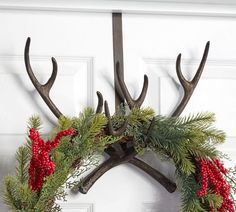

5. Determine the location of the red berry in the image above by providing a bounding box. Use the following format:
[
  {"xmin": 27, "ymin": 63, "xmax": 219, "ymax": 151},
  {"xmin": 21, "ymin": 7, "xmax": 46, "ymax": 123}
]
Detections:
[{"xmin": 28, "ymin": 128, "xmax": 74, "ymax": 192}]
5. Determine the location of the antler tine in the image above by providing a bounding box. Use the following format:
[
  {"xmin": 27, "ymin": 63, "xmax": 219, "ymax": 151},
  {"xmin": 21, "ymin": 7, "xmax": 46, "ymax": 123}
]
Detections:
[
  {"xmin": 116, "ymin": 62, "xmax": 148, "ymax": 109},
  {"xmin": 104, "ymin": 100, "xmax": 127, "ymax": 136},
  {"xmin": 192, "ymin": 41, "xmax": 210, "ymax": 84},
  {"xmin": 24, "ymin": 37, "xmax": 63, "ymax": 119},
  {"xmin": 96, "ymin": 91, "xmax": 103, "ymax": 113},
  {"xmin": 172, "ymin": 41, "xmax": 210, "ymax": 117}
]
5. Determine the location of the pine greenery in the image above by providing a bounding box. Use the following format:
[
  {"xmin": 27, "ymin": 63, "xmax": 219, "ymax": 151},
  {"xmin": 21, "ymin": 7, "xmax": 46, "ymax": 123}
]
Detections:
[
  {"xmin": 146, "ymin": 113, "xmax": 225, "ymax": 175},
  {"xmin": 3, "ymin": 108, "xmax": 120, "ymax": 211},
  {"xmin": 16, "ymin": 146, "xmax": 30, "ymax": 184},
  {"xmin": 3, "ymin": 107, "xmax": 234, "ymax": 212}
]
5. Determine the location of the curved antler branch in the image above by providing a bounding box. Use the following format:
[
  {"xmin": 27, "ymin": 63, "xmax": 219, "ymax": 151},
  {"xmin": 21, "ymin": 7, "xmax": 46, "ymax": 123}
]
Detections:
[
  {"xmin": 24, "ymin": 37, "xmax": 63, "ymax": 118},
  {"xmin": 172, "ymin": 41, "xmax": 210, "ymax": 117},
  {"xmin": 78, "ymin": 150, "xmax": 136, "ymax": 194},
  {"xmin": 78, "ymin": 149, "xmax": 176, "ymax": 194},
  {"xmin": 129, "ymin": 158, "xmax": 176, "ymax": 193},
  {"xmin": 104, "ymin": 100, "xmax": 127, "ymax": 136},
  {"xmin": 116, "ymin": 62, "xmax": 148, "ymax": 109}
]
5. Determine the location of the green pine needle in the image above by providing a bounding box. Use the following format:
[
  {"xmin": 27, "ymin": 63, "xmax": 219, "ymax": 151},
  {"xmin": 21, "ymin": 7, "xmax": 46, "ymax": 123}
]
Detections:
[
  {"xmin": 3, "ymin": 176, "xmax": 20, "ymax": 211},
  {"xmin": 27, "ymin": 115, "xmax": 42, "ymax": 130},
  {"xmin": 16, "ymin": 146, "xmax": 30, "ymax": 183}
]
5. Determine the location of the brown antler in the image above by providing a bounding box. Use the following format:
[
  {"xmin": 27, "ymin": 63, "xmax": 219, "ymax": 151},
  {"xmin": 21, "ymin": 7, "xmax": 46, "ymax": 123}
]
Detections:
[
  {"xmin": 116, "ymin": 62, "xmax": 148, "ymax": 109},
  {"xmin": 24, "ymin": 37, "xmax": 63, "ymax": 119},
  {"xmin": 79, "ymin": 147, "xmax": 176, "ymax": 194},
  {"xmin": 79, "ymin": 149, "xmax": 137, "ymax": 194},
  {"xmin": 79, "ymin": 43, "xmax": 209, "ymax": 194},
  {"xmin": 25, "ymin": 38, "xmax": 208, "ymax": 196},
  {"xmin": 96, "ymin": 91, "xmax": 104, "ymax": 114},
  {"xmin": 172, "ymin": 41, "xmax": 210, "ymax": 117},
  {"xmin": 79, "ymin": 116, "xmax": 176, "ymax": 194},
  {"xmin": 24, "ymin": 37, "xmax": 176, "ymax": 194},
  {"xmin": 79, "ymin": 124, "xmax": 177, "ymax": 194},
  {"xmin": 78, "ymin": 66, "xmax": 177, "ymax": 194},
  {"xmin": 25, "ymin": 38, "xmax": 105, "ymax": 118}
]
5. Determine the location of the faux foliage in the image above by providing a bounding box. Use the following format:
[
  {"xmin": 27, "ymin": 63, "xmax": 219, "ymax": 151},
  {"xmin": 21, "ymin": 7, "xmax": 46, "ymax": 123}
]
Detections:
[{"xmin": 2, "ymin": 107, "xmax": 236, "ymax": 211}]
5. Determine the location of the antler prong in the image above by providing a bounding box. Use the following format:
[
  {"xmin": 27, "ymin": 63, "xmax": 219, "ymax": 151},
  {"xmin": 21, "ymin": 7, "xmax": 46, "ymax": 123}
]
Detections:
[
  {"xmin": 172, "ymin": 41, "xmax": 210, "ymax": 117},
  {"xmin": 192, "ymin": 41, "xmax": 210, "ymax": 85},
  {"xmin": 96, "ymin": 91, "xmax": 103, "ymax": 114},
  {"xmin": 116, "ymin": 62, "xmax": 148, "ymax": 109},
  {"xmin": 24, "ymin": 37, "xmax": 63, "ymax": 118},
  {"xmin": 104, "ymin": 100, "xmax": 127, "ymax": 136},
  {"xmin": 78, "ymin": 149, "xmax": 176, "ymax": 194},
  {"xmin": 176, "ymin": 54, "xmax": 189, "ymax": 87},
  {"xmin": 44, "ymin": 57, "xmax": 57, "ymax": 90}
]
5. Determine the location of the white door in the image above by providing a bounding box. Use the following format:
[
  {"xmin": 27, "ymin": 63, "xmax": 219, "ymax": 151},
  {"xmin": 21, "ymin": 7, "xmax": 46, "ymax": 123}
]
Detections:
[
  {"xmin": 122, "ymin": 12, "xmax": 236, "ymax": 211},
  {"xmin": 0, "ymin": 2, "xmax": 235, "ymax": 212}
]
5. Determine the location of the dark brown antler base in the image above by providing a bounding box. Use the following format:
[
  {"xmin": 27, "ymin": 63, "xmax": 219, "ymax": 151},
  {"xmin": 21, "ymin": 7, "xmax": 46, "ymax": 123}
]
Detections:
[
  {"xmin": 78, "ymin": 150, "xmax": 176, "ymax": 194},
  {"xmin": 78, "ymin": 114, "xmax": 176, "ymax": 194},
  {"xmin": 79, "ymin": 150, "xmax": 136, "ymax": 194}
]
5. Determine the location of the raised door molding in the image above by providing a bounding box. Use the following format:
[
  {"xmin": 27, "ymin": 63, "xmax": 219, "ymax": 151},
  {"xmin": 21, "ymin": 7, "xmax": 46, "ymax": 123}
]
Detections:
[
  {"xmin": 0, "ymin": 0, "xmax": 236, "ymax": 17},
  {"xmin": 59, "ymin": 203, "xmax": 93, "ymax": 212}
]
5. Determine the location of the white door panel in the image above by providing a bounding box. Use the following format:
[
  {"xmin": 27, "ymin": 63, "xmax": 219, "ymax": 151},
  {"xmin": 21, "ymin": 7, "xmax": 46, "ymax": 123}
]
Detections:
[{"xmin": 122, "ymin": 13, "xmax": 236, "ymax": 211}]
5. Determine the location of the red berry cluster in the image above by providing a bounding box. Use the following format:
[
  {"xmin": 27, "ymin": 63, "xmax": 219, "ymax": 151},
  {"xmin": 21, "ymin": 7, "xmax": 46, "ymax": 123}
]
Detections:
[
  {"xmin": 196, "ymin": 159, "xmax": 234, "ymax": 212},
  {"xmin": 28, "ymin": 128, "xmax": 74, "ymax": 192}
]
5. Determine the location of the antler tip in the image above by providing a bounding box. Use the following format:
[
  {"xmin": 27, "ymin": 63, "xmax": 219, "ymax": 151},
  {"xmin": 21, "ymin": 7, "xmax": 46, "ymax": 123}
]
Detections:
[
  {"xmin": 26, "ymin": 37, "xmax": 31, "ymax": 45},
  {"xmin": 25, "ymin": 37, "xmax": 31, "ymax": 53},
  {"xmin": 104, "ymin": 100, "xmax": 108, "ymax": 106},
  {"xmin": 205, "ymin": 41, "xmax": 210, "ymax": 50},
  {"xmin": 50, "ymin": 57, "xmax": 58, "ymax": 76},
  {"xmin": 95, "ymin": 91, "xmax": 103, "ymax": 114},
  {"xmin": 177, "ymin": 53, "xmax": 182, "ymax": 60},
  {"xmin": 104, "ymin": 100, "xmax": 110, "ymax": 119},
  {"xmin": 144, "ymin": 74, "xmax": 148, "ymax": 82},
  {"xmin": 176, "ymin": 54, "xmax": 182, "ymax": 68},
  {"xmin": 104, "ymin": 100, "xmax": 110, "ymax": 115},
  {"xmin": 51, "ymin": 57, "xmax": 57, "ymax": 63}
]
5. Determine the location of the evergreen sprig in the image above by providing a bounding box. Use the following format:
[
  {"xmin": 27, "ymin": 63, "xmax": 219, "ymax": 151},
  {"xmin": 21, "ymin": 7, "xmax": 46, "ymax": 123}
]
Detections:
[
  {"xmin": 27, "ymin": 115, "xmax": 41, "ymax": 130},
  {"xmin": 3, "ymin": 176, "xmax": 20, "ymax": 211},
  {"xmin": 16, "ymin": 146, "xmax": 30, "ymax": 184},
  {"xmin": 146, "ymin": 113, "xmax": 225, "ymax": 175}
]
